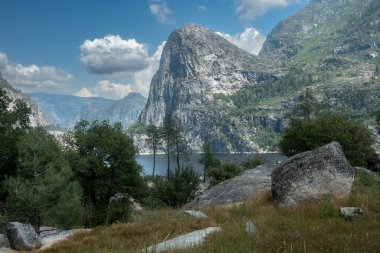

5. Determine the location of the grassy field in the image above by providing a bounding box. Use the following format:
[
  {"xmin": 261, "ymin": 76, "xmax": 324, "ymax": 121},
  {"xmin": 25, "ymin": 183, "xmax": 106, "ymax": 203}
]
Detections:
[{"xmin": 37, "ymin": 170, "xmax": 380, "ymax": 253}]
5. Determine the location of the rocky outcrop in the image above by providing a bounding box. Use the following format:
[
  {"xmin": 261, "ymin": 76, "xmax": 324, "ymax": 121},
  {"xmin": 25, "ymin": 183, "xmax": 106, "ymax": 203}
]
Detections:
[
  {"xmin": 271, "ymin": 142, "xmax": 355, "ymax": 207},
  {"xmin": 0, "ymin": 75, "xmax": 47, "ymax": 127},
  {"xmin": 6, "ymin": 222, "xmax": 41, "ymax": 251},
  {"xmin": 0, "ymin": 234, "xmax": 10, "ymax": 248},
  {"xmin": 146, "ymin": 227, "xmax": 222, "ymax": 253},
  {"xmin": 138, "ymin": 24, "xmax": 282, "ymax": 152},
  {"xmin": 186, "ymin": 164, "xmax": 276, "ymax": 208}
]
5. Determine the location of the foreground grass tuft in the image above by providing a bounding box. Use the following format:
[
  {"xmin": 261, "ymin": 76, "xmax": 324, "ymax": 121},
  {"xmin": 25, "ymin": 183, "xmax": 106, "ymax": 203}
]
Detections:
[{"xmin": 37, "ymin": 171, "xmax": 380, "ymax": 253}]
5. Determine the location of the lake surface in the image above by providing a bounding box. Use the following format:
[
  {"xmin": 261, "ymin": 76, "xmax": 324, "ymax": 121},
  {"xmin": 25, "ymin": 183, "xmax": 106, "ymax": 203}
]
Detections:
[{"xmin": 136, "ymin": 153, "xmax": 287, "ymax": 176}]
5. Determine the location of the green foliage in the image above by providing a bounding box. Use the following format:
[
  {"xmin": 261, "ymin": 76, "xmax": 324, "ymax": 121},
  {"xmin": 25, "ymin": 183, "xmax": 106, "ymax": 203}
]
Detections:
[
  {"xmin": 162, "ymin": 114, "xmax": 189, "ymax": 178},
  {"xmin": 279, "ymin": 112, "xmax": 375, "ymax": 166},
  {"xmin": 288, "ymin": 88, "xmax": 321, "ymax": 121},
  {"xmin": 375, "ymin": 107, "xmax": 380, "ymax": 134},
  {"xmin": 208, "ymin": 163, "xmax": 242, "ymax": 186},
  {"xmin": 106, "ymin": 194, "xmax": 131, "ymax": 224},
  {"xmin": 0, "ymin": 87, "xmax": 31, "ymax": 201},
  {"xmin": 199, "ymin": 140, "xmax": 221, "ymax": 182},
  {"xmin": 231, "ymin": 68, "xmax": 314, "ymax": 111},
  {"xmin": 150, "ymin": 166, "xmax": 200, "ymax": 208},
  {"xmin": 5, "ymin": 127, "xmax": 82, "ymax": 233},
  {"xmin": 213, "ymin": 93, "xmax": 230, "ymax": 103},
  {"xmin": 68, "ymin": 120, "xmax": 143, "ymax": 227},
  {"xmin": 146, "ymin": 124, "xmax": 161, "ymax": 176},
  {"xmin": 241, "ymin": 157, "xmax": 262, "ymax": 170}
]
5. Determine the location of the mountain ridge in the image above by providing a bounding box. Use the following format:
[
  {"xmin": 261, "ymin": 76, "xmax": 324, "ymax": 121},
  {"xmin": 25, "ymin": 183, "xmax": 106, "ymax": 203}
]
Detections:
[
  {"xmin": 29, "ymin": 92, "xmax": 147, "ymax": 130},
  {"xmin": 138, "ymin": 1, "xmax": 380, "ymax": 152}
]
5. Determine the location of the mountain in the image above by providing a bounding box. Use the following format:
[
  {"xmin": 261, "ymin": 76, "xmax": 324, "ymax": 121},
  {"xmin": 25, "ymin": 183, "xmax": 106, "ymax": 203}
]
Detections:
[
  {"xmin": 138, "ymin": 0, "xmax": 380, "ymax": 152},
  {"xmin": 0, "ymin": 73, "xmax": 47, "ymax": 126},
  {"xmin": 139, "ymin": 24, "xmax": 283, "ymax": 152},
  {"xmin": 29, "ymin": 92, "xmax": 147, "ymax": 130}
]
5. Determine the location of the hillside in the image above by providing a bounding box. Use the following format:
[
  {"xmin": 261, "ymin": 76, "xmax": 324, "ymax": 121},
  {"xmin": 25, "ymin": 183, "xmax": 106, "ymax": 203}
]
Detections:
[
  {"xmin": 138, "ymin": 24, "xmax": 283, "ymax": 152},
  {"xmin": 0, "ymin": 73, "xmax": 47, "ymax": 126},
  {"xmin": 138, "ymin": 0, "xmax": 380, "ymax": 152}
]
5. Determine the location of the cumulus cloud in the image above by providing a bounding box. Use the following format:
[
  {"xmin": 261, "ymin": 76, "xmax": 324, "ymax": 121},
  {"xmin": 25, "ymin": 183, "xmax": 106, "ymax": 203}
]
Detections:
[
  {"xmin": 0, "ymin": 52, "xmax": 8, "ymax": 69},
  {"xmin": 131, "ymin": 41, "xmax": 165, "ymax": 95},
  {"xmin": 80, "ymin": 35, "xmax": 150, "ymax": 74},
  {"xmin": 76, "ymin": 41, "xmax": 166, "ymax": 99},
  {"xmin": 0, "ymin": 54, "xmax": 73, "ymax": 93},
  {"xmin": 149, "ymin": 0, "xmax": 174, "ymax": 24},
  {"xmin": 235, "ymin": 0, "xmax": 301, "ymax": 21},
  {"xmin": 216, "ymin": 28, "xmax": 266, "ymax": 55},
  {"xmin": 75, "ymin": 80, "xmax": 133, "ymax": 99},
  {"xmin": 198, "ymin": 5, "xmax": 208, "ymax": 12}
]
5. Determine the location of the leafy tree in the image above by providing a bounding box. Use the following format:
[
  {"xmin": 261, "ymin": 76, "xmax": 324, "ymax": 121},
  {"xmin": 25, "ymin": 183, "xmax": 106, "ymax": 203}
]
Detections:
[
  {"xmin": 68, "ymin": 120, "xmax": 143, "ymax": 227},
  {"xmin": 5, "ymin": 127, "xmax": 82, "ymax": 233},
  {"xmin": 146, "ymin": 124, "xmax": 161, "ymax": 176},
  {"xmin": 279, "ymin": 112, "xmax": 375, "ymax": 166},
  {"xmin": 199, "ymin": 140, "xmax": 220, "ymax": 182},
  {"xmin": 162, "ymin": 115, "xmax": 175, "ymax": 179},
  {"xmin": 0, "ymin": 87, "xmax": 31, "ymax": 202},
  {"xmin": 162, "ymin": 114, "xmax": 189, "ymax": 178},
  {"xmin": 288, "ymin": 88, "xmax": 320, "ymax": 121}
]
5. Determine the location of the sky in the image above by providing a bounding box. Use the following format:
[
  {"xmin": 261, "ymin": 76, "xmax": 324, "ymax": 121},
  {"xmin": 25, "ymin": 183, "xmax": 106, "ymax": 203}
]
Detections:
[{"xmin": 0, "ymin": 0, "xmax": 309, "ymax": 99}]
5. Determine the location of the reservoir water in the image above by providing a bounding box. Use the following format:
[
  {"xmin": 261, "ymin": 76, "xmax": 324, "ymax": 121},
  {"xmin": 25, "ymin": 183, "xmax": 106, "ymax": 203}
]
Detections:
[{"xmin": 136, "ymin": 153, "xmax": 287, "ymax": 176}]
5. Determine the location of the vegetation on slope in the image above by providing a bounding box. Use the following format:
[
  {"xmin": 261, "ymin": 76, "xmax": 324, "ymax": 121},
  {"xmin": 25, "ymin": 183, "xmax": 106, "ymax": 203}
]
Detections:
[{"xmin": 37, "ymin": 170, "xmax": 380, "ymax": 253}]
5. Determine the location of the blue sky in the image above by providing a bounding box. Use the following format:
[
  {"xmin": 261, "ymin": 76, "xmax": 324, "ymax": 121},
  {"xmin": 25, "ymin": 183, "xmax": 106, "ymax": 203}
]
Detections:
[{"xmin": 0, "ymin": 0, "xmax": 309, "ymax": 99}]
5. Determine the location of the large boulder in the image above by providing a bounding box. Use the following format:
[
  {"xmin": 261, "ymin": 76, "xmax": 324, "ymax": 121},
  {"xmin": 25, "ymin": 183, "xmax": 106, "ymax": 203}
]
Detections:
[
  {"xmin": 271, "ymin": 142, "xmax": 355, "ymax": 207},
  {"xmin": 7, "ymin": 222, "xmax": 41, "ymax": 251},
  {"xmin": 186, "ymin": 164, "xmax": 276, "ymax": 208}
]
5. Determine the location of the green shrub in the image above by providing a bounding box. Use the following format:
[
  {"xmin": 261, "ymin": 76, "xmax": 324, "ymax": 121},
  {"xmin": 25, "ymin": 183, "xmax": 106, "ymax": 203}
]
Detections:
[
  {"xmin": 208, "ymin": 163, "xmax": 242, "ymax": 186},
  {"xmin": 148, "ymin": 166, "xmax": 200, "ymax": 208},
  {"xmin": 278, "ymin": 112, "xmax": 375, "ymax": 166},
  {"xmin": 241, "ymin": 157, "xmax": 262, "ymax": 170}
]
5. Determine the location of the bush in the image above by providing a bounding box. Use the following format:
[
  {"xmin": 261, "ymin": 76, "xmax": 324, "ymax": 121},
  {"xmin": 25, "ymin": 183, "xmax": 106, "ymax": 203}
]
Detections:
[
  {"xmin": 208, "ymin": 163, "xmax": 242, "ymax": 186},
  {"xmin": 278, "ymin": 112, "xmax": 375, "ymax": 166},
  {"xmin": 241, "ymin": 157, "xmax": 262, "ymax": 170},
  {"xmin": 148, "ymin": 166, "xmax": 200, "ymax": 208}
]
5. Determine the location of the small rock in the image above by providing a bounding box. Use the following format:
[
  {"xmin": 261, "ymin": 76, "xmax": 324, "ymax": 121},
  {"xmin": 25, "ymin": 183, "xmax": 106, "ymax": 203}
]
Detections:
[
  {"xmin": 245, "ymin": 221, "xmax": 257, "ymax": 235},
  {"xmin": 340, "ymin": 207, "xmax": 363, "ymax": 218},
  {"xmin": 183, "ymin": 210, "xmax": 208, "ymax": 218},
  {"xmin": 7, "ymin": 222, "xmax": 41, "ymax": 251},
  {"xmin": 146, "ymin": 227, "xmax": 222, "ymax": 253},
  {"xmin": 0, "ymin": 234, "xmax": 10, "ymax": 247}
]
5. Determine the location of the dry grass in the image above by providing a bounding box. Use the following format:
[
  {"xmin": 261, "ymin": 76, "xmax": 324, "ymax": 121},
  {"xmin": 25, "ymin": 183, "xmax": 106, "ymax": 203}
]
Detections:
[
  {"xmin": 36, "ymin": 209, "xmax": 216, "ymax": 253},
  {"xmin": 37, "ymin": 171, "xmax": 380, "ymax": 253}
]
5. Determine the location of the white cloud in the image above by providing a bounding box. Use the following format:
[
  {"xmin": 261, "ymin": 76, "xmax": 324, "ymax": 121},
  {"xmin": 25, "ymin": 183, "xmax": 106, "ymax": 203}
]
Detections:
[
  {"xmin": 0, "ymin": 52, "xmax": 8, "ymax": 69},
  {"xmin": 216, "ymin": 28, "xmax": 266, "ymax": 55},
  {"xmin": 76, "ymin": 41, "xmax": 166, "ymax": 99},
  {"xmin": 198, "ymin": 5, "xmax": 208, "ymax": 12},
  {"xmin": 75, "ymin": 80, "xmax": 133, "ymax": 100},
  {"xmin": 74, "ymin": 87, "xmax": 96, "ymax": 98},
  {"xmin": 1, "ymin": 61, "xmax": 73, "ymax": 92},
  {"xmin": 131, "ymin": 41, "xmax": 165, "ymax": 95},
  {"xmin": 80, "ymin": 35, "xmax": 150, "ymax": 74},
  {"xmin": 149, "ymin": 0, "xmax": 174, "ymax": 24},
  {"xmin": 235, "ymin": 0, "xmax": 301, "ymax": 21}
]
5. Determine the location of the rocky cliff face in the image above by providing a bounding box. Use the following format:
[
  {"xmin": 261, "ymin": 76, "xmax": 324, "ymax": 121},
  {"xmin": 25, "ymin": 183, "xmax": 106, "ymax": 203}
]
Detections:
[
  {"xmin": 139, "ymin": 0, "xmax": 380, "ymax": 153},
  {"xmin": 139, "ymin": 24, "xmax": 282, "ymax": 152},
  {"xmin": 0, "ymin": 74, "xmax": 47, "ymax": 127}
]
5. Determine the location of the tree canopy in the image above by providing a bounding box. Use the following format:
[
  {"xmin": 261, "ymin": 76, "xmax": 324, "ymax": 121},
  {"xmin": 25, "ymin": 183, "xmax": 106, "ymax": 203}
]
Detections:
[
  {"xmin": 68, "ymin": 120, "xmax": 143, "ymax": 226},
  {"xmin": 279, "ymin": 112, "xmax": 375, "ymax": 166}
]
